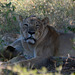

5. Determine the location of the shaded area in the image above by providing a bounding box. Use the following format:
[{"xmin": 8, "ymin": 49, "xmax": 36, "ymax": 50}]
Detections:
[{"xmin": 0, "ymin": 56, "xmax": 75, "ymax": 75}]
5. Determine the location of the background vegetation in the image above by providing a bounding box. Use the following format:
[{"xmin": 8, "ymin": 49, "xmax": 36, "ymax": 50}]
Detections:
[
  {"xmin": 0, "ymin": 0, "xmax": 75, "ymax": 34},
  {"xmin": 0, "ymin": 0, "xmax": 75, "ymax": 75}
]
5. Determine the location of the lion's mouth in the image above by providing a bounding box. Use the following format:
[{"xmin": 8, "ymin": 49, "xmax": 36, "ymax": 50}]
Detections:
[{"xmin": 24, "ymin": 37, "xmax": 36, "ymax": 44}]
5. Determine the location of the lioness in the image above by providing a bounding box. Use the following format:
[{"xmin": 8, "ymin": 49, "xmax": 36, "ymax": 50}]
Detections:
[{"xmin": 1, "ymin": 15, "xmax": 75, "ymax": 69}]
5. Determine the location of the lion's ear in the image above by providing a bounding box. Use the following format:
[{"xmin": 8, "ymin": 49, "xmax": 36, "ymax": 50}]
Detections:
[
  {"xmin": 19, "ymin": 15, "xmax": 23, "ymax": 22},
  {"xmin": 42, "ymin": 17, "xmax": 49, "ymax": 26}
]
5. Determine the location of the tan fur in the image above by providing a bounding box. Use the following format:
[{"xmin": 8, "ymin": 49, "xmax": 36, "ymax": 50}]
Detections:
[{"xmin": 1, "ymin": 16, "xmax": 75, "ymax": 69}]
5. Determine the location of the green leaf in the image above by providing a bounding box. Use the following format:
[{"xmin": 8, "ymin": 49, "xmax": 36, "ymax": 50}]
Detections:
[
  {"xmin": 12, "ymin": 5, "xmax": 16, "ymax": 11},
  {"xmin": 6, "ymin": 2, "xmax": 11, "ymax": 7},
  {"xmin": 72, "ymin": 47, "xmax": 75, "ymax": 50},
  {"xmin": 13, "ymin": 16, "xmax": 16, "ymax": 21}
]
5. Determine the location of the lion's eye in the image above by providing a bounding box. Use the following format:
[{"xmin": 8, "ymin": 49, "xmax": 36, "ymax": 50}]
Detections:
[
  {"xmin": 24, "ymin": 24, "xmax": 28, "ymax": 27},
  {"xmin": 36, "ymin": 25, "xmax": 39, "ymax": 28}
]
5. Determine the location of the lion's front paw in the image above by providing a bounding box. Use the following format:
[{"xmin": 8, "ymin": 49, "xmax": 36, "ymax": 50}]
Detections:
[{"xmin": 3, "ymin": 46, "xmax": 21, "ymax": 60}]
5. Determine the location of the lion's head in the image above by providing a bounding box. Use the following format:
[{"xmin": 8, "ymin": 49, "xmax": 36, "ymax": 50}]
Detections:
[{"xmin": 19, "ymin": 15, "xmax": 49, "ymax": 44}]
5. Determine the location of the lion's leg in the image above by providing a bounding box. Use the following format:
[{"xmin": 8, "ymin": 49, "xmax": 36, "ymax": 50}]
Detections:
[
  {"xmin": 1, "ymin": 56, "xmax": 55, "ymax": 70},
  {"xmin": 9, "ymin": 36, "xmax": 24, "ymax": 53},
  {"xmin": 1, "ymin": 37, "xmax": 24, "ymax": 60},
  {"xmin": 15, "ymin": 56, "xmax": 55, "ymax": 70}
]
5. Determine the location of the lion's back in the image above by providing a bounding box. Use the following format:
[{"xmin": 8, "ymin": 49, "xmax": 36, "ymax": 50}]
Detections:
[{"xmin": 56, "ymin": 32, "xmax": 75, "ymax": 56}]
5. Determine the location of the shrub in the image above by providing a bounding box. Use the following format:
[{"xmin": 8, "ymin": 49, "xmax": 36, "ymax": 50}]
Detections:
[{"xmin": 0, "ymin": 0, "xmax": 75, "ymax": 34}]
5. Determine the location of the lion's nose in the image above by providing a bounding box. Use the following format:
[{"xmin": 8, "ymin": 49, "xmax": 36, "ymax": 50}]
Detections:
[{"xmin": 28, "ymin": 31, "xmax": 35, "ymax": 35}]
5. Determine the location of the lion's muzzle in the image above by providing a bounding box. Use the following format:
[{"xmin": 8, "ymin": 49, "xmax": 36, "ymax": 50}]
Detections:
[{"xmin": 24, "ymin": 35, "xmax": 36, "ymax": 44}]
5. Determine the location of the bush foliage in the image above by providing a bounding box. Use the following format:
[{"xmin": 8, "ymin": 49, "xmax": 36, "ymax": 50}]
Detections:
[{"xmin": 0, "ymin": 0, "xmax": 75, "ymax": 34}]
